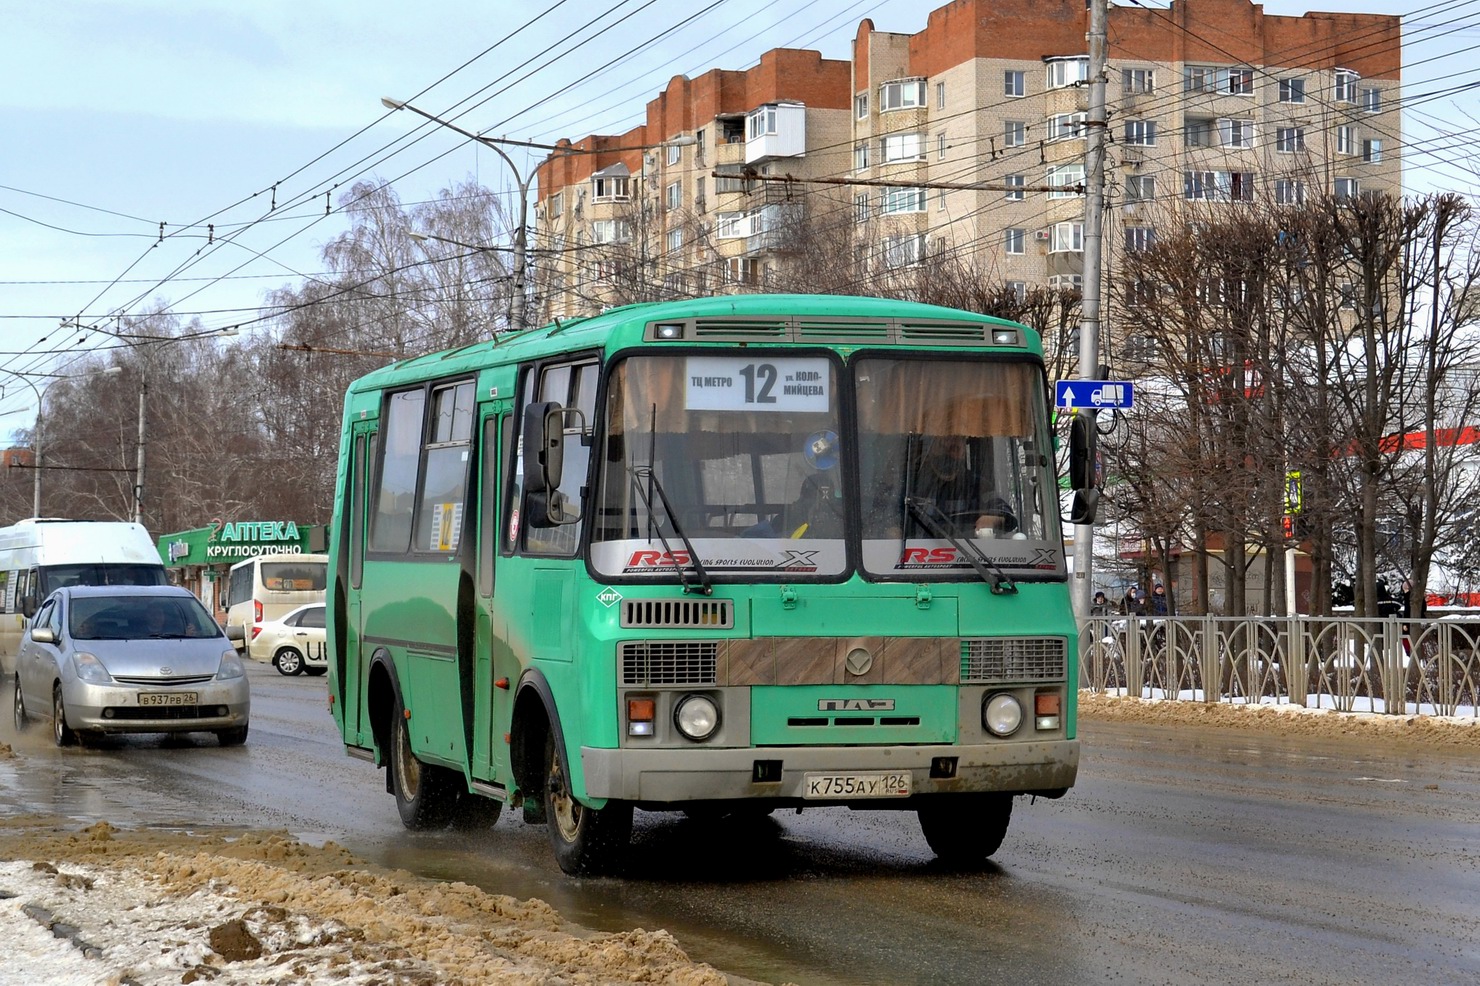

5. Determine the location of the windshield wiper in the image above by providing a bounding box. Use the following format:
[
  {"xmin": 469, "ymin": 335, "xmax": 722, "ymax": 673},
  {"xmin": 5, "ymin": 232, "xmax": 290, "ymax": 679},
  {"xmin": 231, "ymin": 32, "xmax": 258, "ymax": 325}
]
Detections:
[
  {"xmin": 629, "ymin": 466, "xmax": 713, "ymax": 596},
  {"xmin": 903, "ymin": 496, "xmax": 1018, "ymax": 595}
]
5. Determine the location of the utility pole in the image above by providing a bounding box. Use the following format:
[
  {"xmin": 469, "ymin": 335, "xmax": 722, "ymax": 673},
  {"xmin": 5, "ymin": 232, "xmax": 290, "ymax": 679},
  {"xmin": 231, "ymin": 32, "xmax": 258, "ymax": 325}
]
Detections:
[
  {"xmin": 134, "ymin": 381, "xmax": 146, "ymax": 525},
  {"xmin": 1072, "ymin": 0, "xmax": 1109, "ymax": 616}
]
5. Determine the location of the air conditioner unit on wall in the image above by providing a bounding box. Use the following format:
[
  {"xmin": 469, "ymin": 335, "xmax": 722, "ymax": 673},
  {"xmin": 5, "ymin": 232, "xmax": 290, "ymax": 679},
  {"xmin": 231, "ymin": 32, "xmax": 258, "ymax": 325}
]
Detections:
[{"xmin": 1034, "ymin": 229, "xmax": 1051, "ymax": 242}]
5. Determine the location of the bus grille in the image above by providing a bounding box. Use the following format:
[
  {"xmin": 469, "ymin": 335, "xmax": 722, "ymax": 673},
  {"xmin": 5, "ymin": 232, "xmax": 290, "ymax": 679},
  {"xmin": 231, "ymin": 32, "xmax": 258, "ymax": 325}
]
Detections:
[
  {"xmin": 961, "ymin": 637, "xmax": 1067, "ymax": 684},
  {"xmin": 620, "ymin": 598, "xmax": 734, "ymax": 629},
  {"xmin": 620, "ymin": 641, "xmax": 719, "ymax": 685}
]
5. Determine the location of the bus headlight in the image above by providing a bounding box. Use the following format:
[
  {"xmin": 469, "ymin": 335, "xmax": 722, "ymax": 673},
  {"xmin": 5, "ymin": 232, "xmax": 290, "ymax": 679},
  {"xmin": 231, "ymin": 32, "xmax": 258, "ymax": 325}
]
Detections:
[
  {"xmin": 982, "ymin": 693, "xmax": 1023, "ymax": 737},
  {"xmin": 674, "ymin": 694, "xmax": 720, "ymax": 741}
]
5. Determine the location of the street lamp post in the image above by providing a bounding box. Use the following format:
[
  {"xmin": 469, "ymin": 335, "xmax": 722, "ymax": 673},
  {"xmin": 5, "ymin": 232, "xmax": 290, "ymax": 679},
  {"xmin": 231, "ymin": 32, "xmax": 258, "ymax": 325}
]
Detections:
[
  {"xmin": 3, "ymin": 366, "xmax": 122, "ymax": 517},
  {"xmin": 380, "ymin": 97, "xmax": 696, "ymax": 333}
]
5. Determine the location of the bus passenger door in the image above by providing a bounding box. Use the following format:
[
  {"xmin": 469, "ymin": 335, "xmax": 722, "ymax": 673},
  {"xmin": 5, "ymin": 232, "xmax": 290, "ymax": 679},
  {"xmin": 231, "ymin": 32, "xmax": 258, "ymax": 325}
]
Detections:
[
  {"xmin": 342, "ymin": 424, "xmax": 376, "ymax": 746},
  {"xmin": 475, "ymin": 412, "xmax": 514, "ymax": 783}
]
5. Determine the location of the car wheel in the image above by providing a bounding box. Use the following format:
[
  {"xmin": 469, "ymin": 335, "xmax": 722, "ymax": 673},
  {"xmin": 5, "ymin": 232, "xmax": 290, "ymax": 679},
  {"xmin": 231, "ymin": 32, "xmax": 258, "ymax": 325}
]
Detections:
[
  {"xmin": 917, "ymin": 793, "xmax": 1013, "ymax": 864},
  {"xmin": 390, "ymin": 695, "xmax": 458, "ymax": 829},
  {"xmin": 274, "ymin": 648, "xmax": 304, "ymax": 676},
  {"xmin": 52, "ymin": 685, "xmax": 77, "ymax": 747},
  {"xmin": 13, "ymin": 679, "xmax": 29, "ymax": 732},
  {"xmin": 217, "ymin": 724, "xmax": 249, "ymax": 746},
  {"xmin": 544, "ymin": 730, "xmax": 631, "ymax": 876}
]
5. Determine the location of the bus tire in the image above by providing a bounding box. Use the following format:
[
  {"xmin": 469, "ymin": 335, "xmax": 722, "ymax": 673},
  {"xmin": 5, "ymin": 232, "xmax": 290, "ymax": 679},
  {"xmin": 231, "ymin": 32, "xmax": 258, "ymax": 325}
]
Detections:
[
  {"xmin": 53, "ymin": 685, "xmax": 77, "ymax": 747},
  {"xmin": 450, "ymin": 793, "xmax": 503, "ymax": 830},
  {"xmin": 390, "ymin": 697, "xmax": 457, "ymax": 829},
  {"xmin": 274, "ymin": 648, "xmax": 305, "ymax": 676},
  {"xmin": 13, "ymin": 679, "xmax": 29, "ymax": 732},
  {"xmin": 917, "ymin": 793, "xmax": 1013, "ymax": 863},
  {"xmin": 544, "ymin": 731, "xmax": 631, "ymax": 875}
]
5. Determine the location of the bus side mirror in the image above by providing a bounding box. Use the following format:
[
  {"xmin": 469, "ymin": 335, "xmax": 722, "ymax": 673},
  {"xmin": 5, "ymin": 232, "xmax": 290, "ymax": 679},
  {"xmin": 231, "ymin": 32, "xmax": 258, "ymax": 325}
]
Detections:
[
  {"xmin": 522, "ymin": 401, "xmax": 565, "ymax": 494},
  {"xmin": 1065, "ymin": 412, "xmax": 1099, "ymax": 525},
  {"xmin": 20, "ymin": 593, "xmax": 37, "ymax": 619}
]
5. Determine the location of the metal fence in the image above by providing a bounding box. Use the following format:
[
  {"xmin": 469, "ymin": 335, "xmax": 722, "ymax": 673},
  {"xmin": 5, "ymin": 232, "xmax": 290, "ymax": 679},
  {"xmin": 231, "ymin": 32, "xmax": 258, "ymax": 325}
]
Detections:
[{"xmin": 1080, "ymin": 615, "xmax": 1480, "ymax": 717}]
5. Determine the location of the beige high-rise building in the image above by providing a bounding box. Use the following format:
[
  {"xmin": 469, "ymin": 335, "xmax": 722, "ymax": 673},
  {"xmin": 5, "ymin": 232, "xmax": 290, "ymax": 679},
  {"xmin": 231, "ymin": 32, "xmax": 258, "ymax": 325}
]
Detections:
[{"xmin": 533, "ymin": 0, "xmax": 1401, "ymax": 319}]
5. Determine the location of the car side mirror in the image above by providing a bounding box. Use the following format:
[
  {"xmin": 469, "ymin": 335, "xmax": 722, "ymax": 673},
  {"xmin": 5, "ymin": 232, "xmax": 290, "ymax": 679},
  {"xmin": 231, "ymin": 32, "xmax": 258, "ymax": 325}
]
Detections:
[{"xmin": 29, "ymin": 626, "xmax": 56, "ymax": 645}]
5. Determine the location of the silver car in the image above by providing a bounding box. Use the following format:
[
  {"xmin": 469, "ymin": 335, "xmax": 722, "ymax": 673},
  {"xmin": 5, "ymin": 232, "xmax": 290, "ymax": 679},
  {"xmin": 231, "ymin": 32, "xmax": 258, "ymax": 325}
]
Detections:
[{"xmin": 12, "ymin": 585, "xmax": 250, "ymax": 746}]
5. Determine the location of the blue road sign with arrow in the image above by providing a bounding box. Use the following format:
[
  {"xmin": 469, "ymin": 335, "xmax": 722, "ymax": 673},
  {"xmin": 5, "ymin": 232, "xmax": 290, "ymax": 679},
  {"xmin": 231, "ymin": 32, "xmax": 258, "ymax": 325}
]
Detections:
[{"xmin": 1056, "ymin": 379, "xmax": 1135, "ymax": 410}]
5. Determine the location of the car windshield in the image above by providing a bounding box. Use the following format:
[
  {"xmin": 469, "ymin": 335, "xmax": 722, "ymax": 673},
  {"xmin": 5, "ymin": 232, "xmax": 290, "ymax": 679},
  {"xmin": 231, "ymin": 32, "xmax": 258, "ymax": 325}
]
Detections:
[{"xmin": 69, "ymin": 595, "xmax": 222, "ymax": 640}]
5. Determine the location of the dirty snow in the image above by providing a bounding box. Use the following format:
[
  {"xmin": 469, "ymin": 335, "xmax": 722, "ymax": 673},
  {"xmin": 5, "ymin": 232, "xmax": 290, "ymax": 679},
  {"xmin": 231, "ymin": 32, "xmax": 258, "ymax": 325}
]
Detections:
[{"xmin": 2, "ymin": 698, "xmax": 1477, "ymax": 986}]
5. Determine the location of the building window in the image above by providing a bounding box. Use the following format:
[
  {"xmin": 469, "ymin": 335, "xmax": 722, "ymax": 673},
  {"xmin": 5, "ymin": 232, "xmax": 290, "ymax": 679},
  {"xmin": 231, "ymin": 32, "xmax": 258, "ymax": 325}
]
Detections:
[
  {"xmin": 591, "ymin": 219, "xmax": 631, "ymax": 243},
  {"xmin": 1279, "ymin": 78, "xmax": 1306, "ymax": 103},
  {"xmin": 881, "ymin": 132, "xmax": 924, "ymax": 162},
  {"xmin": 1123, "ymin": 68, "xmax": 1155, "ymax": 93},
  {"xmin": 548, "ymin": 192, "xmax": 563, "ymax": 218},
  {"xmin": 1006, "ymin": 281, "xmax": 1027, "ymax": 302},
  {"xmin": 1047, "ymin": 112, "xmax": 1087, "ymax": 141},
  {"xmin": 715, "ymin": 165, "xmax": 746, "ymax": 193},
  {"xmin": 1337, "ymin": 125, "xmax": 1356, "ymax": 155},
  {"xmin": 1185, "ymin": 117, "xmax": 1216, "ymax": 148},
  {"xmin": 665, "ymin": 181, "xmax": 681, "ymax": 211},
  {"xmin": 1050, "ymin": 222, "xmax": 1083, "ymax": 253},
  {"xmin": 1005, "ymin": 70, "xmax": 1025, "ymax": 98},
  {"xmin": 879, "ymin": 79, "xmax": 927, "ymax": 111},
  {"xmin": 1361, "ymin": 87, "xmax": 1382, "ymax": 113},
  {"xmin": 592, "ymin": 175, "xmax": 629, "ymax": 200},
  {"xmin": 1004, "ymin": 174, "xmax": 1025, "ymax": 201},
  {"xmin": 1335, "ymin": 69, "xmax": 1360, "ymax": 102},
  {"xmin": 1227, "ymin": 68, "xmax": 1254, "ymax": 95},
  {"xmin": 1335, "ymin": 177, "xmax": 1361, "ymax": 200},
  {"xmin": 1185, "ymin": 66, "xmax": 1218, "ymax": 92},
  {"xmin": 1124, "ymin": 226, "xmax": 1156, "ymax": 252},
  {"xmin": 1048, "ymin": 274, "xmax": 1083, "ymax": 292},
  {"xmin": 1123, "ymin": 119, "xmax": 1157, "ymax": 146},
  {"xmin": 1005, "ymin": 228, "xmax": 1026, "ymax": 255},
  {"xmin": 854, "ymin": 193, "xmax": 870, "ymax": 223},
  {"xmin": 937, "ymin": 132, "xmax": 947, "ymax": 159},
  {"xmin": 1184, "ymin": 171, "xmax": 1255, "ymax": 202},
  {"xmin": 1220, "ymin": 118, "xmax": 1256, "ymax": 148},
  {"xmin": 855, "ymin": 92, "xmax": 868, "ymax": 119},
  {"xmin": 880, "ymin": 233, "xmax": 926, "ymax": 268},
  {"xmin": 726, "ymin": 257, "xmax": 758, "ymax": 285},
  {"xmin": 1276, "ymin": 127, "xmax": 1306, "ymax": 153},
  {"xmin": 1047, "ymin": 164, "xmax": 1085, "ymax": 198},
  {"xmin": 666, "ymin": 228, "xmax": 683, "ymax": 254},
  {"xmin": 853, "ymin": 142, "xmax": 870, "ymax": 171},
  {"xmin": 695, "ymin": 177, "xmax": 705, "ymax": 213},
  {"xmin": 1363, "ymin": 139, "xmax": 1383, "ymax": 163},
  {"xmin": 747, "ymin": 105, "xmax": 777, "ymax": 139},
  {"xmin": 938, "ymin": 186, "xmax": 947, "ymax": 209},
  {"xmin": 936, "ymin": 81, "xmax": 946, "ymax": 108},
  {"xmin": 667, "ymin": 142, "xmax": 682, "ymax": 166},
  {"xmin": 1275, "ymin": 179, "xmax": 1305, "ymax": 205},
  {"xmin": 1125, "ymin": 174, "xmax": 1156, "ymax": 203},
  {"xmin": 1047, "ymin": 57, "xmax": 1089, "ymax": 89},
  {"xmin": 881, "ymin": 187, "xmax": 927, "ymax": 214},
  {"xmin": 1003, "ymin": 120, "xmax": 1026, "ymax": 147}
]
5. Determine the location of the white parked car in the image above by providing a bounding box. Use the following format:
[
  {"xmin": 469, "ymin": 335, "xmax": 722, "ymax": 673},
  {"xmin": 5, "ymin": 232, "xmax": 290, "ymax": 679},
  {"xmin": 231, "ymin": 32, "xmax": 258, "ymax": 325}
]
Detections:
[{"xmin": 253, "ymin": 603, "xmax": 327, "ymax": 676}]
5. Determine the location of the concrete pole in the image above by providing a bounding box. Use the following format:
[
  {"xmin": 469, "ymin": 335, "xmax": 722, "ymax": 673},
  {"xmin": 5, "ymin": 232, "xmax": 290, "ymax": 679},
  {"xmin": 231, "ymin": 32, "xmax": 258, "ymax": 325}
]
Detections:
[
  {"xmin": 1072, "ymin": 0, "xmax": 1109, "ymax": 616},
  {"xmin": 134, "ymin": 382, "xmax": 146, "ymax": 525}
]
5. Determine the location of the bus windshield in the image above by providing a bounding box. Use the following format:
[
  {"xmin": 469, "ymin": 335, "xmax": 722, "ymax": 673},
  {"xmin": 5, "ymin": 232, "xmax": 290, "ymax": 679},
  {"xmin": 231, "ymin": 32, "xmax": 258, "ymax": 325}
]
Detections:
[
  {"xmin": 856, "ymin": 357, "xmax": 1063, "ymax": 579},
  {"xmin": 590, "ymin": 352, "xmax": 848, "ymax": 579},
  {"xmin": 40, "ymin": 564, "xmax": 169, "ymax": 595}
]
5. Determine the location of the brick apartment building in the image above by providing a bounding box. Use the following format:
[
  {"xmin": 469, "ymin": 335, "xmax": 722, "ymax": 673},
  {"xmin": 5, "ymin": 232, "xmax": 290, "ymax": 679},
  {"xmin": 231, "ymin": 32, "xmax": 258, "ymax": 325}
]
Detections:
[{"xmin": 532, "ymin": 0, "xmax": 1401, "ymax": 319}]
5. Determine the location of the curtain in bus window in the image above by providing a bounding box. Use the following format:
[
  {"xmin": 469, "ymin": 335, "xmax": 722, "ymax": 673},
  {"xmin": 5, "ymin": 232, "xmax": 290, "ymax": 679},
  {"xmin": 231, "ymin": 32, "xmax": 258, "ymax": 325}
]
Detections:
[
  {"xmin": 858, "ymin": 361, "xmax": 1033, "ymax": 436},
  {"xmin": 370, "ymin": 389, "xmax": 426, "ymax": 552}
]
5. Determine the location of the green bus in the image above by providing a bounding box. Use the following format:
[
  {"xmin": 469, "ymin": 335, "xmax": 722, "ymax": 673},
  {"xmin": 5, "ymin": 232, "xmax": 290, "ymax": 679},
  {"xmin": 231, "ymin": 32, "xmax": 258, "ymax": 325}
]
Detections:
[{"xmin": 327, "ymin": 294, "xmax": 1093, "ymax": 875}]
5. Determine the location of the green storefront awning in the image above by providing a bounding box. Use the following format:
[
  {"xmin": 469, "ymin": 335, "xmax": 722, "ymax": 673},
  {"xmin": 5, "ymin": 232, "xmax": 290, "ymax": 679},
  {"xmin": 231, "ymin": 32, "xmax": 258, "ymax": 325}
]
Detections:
[{"xmin": 157, "ymin": 521, "xmax": 326, "ymax": 567}]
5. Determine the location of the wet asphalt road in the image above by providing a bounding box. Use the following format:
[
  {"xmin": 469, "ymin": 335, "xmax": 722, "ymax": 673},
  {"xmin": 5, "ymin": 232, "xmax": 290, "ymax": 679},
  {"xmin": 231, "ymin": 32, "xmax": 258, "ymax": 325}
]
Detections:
[{"xmin": 3, "ymin": 660, "xmax": 1479, "ymax": 986}]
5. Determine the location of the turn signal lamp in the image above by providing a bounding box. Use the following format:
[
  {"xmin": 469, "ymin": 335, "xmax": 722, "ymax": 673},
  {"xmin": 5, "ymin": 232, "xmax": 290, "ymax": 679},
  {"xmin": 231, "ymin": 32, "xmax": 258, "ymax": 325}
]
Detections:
[
  {"xmin": 627, "ymin": 697, "xmax": 656, "ymax": 737},
  {"xmin": 1035, "ymin": 692, "xmax": 1061, "ymax": 731}
]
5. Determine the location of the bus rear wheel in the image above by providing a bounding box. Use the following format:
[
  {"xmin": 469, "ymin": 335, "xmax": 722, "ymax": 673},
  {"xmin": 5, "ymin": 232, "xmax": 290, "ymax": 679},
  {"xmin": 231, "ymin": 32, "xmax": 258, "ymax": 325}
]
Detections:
[
  {"xmin": 917, "ymin": 793, "xmax": 1013, "ymax": 864},
  {"xmin": 544, "ymin": 732, "xmax": 631, "ymax": 876},
  {"xmin": 390, "ymin": 698, "xmax": 458, "ymax": 829}
]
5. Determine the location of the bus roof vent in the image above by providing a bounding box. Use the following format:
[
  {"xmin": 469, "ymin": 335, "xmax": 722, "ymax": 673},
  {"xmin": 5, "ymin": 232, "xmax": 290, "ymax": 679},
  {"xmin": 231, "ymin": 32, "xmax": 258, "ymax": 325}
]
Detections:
[
  {"xmin": 898, "ymin": 321, "xmax": 992, "ymax": 345},
  {"xmin": 793, "ymin": 319, "xmax": 893, "ymax": 343},
  {"xmin": 620, "ymin": 640, "xmax": 721, "ymax": 686},
  {"xmin": 621, "ymin": 598, "xmax": 734, "ymax": 629},
  {"xmin": 689, "ymin": 318, "xmax": 788, "ymax": 340},
  {"xmin": 960, "ymin": 637, "xmax": 1067, "ymax": 684}
]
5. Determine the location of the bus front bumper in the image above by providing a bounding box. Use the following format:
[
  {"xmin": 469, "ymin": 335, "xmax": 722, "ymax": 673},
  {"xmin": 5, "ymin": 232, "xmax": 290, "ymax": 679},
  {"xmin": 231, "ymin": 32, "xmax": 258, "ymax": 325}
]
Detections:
[{"xmin": 581, "ymin": 739, "xmax": 1079, "ymax": 804}]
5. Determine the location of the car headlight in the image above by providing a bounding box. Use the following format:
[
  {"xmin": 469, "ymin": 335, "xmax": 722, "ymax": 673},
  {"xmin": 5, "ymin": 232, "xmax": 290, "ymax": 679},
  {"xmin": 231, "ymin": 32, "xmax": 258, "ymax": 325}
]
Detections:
[
  {"xmin": 217, "ymin": 650, "xmax": 246, "ymax": 680},
  {"xmin": 73, "ymin": 652, "xmax": 113, "ymax": 685},
  {"xmin": 673, "ymin": 694, "xmax": 720, "ymax": 741},
  {"xmin": 982, "ymin": 693, "xmax": 1023, "ymax": 737}
]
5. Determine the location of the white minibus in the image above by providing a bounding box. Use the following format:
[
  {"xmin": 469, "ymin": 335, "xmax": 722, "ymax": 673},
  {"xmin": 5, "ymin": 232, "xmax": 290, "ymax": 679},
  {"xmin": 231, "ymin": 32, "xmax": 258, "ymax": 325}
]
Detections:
[
  {"xmin": 0, "ymin": 518, "xmax": 168, "ymax": 676},
  {"xmin": 223, "ymin": 553, "xmax": 328, "ymax": 661}
]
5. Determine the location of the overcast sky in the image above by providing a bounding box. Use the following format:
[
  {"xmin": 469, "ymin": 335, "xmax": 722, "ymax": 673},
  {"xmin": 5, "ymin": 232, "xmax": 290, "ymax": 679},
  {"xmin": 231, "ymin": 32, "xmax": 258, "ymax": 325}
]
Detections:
[{"xmin": 2, "ymin": 0, "xmax": 1475, "ymax": 435}]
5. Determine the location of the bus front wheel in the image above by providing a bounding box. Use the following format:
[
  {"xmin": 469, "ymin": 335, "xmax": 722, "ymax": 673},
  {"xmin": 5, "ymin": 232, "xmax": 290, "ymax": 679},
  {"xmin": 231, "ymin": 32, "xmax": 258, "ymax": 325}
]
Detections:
[
  {"xmin": 544, "ymin": 732, "xmax": 631, "ymax": 875},
  {"xmin": 390, "ymin": 698, "xmax": 458, "ymax": 829},
  {"xmin": 917, "ymin": 793, "xmax": 1013, "ymax": 863}
]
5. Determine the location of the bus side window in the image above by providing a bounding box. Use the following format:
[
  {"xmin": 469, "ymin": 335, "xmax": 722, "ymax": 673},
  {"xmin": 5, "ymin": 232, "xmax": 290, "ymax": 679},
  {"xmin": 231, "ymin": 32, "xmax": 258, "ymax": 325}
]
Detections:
[
  {"xmin": 478, "ymin": 415, "xmax": 503, "ymax": 597},
  {"xmin": 349, "ymin": 433, "xmax": 368, "ymax": 589},
  {"xmin": 521, "ymin": 359, "xmax": 596, "ymax": 556},
  {"xmin": 369, "ymin": 388, "xmax": 426, "ymax": 554}
]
